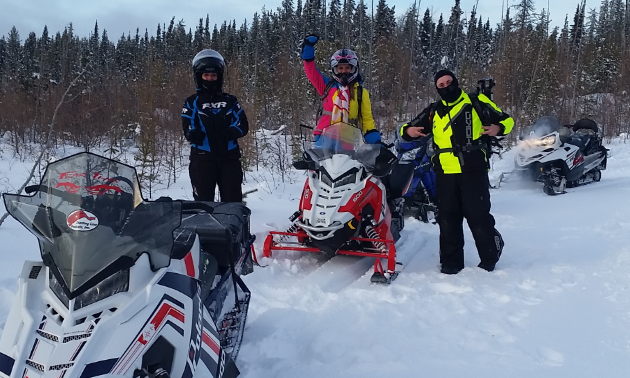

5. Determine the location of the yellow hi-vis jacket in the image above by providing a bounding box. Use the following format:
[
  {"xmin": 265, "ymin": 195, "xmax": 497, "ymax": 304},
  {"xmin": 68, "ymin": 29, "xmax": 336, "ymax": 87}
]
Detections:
[{"xmin": 401, "ymin": 91, "xmax": 514, "ymax": 174}]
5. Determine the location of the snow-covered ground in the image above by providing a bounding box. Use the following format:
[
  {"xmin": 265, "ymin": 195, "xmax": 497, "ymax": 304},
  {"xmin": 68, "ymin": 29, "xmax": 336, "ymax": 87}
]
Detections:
[{"xmin": 2, "ymin": 139, "xmax": 630, "ymax": 377}]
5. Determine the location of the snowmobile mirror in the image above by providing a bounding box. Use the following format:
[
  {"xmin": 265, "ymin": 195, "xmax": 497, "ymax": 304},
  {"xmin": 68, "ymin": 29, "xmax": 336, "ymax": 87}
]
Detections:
[
  {"xmin": 298, "ymin": 123, "xmax": 316, "ymax": 146},
  {"xmin": 293, "ymin": 160, "xmax": 316, "ymax": 171}
]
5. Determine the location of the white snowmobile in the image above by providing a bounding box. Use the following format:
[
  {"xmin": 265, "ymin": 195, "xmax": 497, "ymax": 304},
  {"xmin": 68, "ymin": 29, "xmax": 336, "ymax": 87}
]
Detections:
[
  {"xmin": 263, "ymin": 123, "xmax": 405, "ymax": 283},
  {"xmin": 0, "ymin": 152, "xmax": 254, "ymax": 378},
  {"xmin": 502, "ymin": 116, "xmax": 609, "ymax": 195}
]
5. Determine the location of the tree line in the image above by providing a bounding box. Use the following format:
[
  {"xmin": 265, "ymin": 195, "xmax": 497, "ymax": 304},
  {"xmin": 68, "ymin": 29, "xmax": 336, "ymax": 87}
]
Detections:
[{"xmin": 0, "ymin": 0, "xmax": 629, "ymax": 188}]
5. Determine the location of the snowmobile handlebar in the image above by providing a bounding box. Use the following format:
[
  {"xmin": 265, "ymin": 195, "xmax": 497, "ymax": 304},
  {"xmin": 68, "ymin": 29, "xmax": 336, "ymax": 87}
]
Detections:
[
  {"xmin": 25, "ymin": 184, "xmax": 41, "ymax": 194},
  {"xmin": 25, "ymin": 184, "xmax": 80, "ymax": 202}
]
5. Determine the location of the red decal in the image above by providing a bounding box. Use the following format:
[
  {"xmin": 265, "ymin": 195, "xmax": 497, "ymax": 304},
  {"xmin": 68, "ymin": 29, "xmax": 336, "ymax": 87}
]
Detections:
[
  {"xmin": 339, "ymin": 186, "xmax": 373, "ymax": 213},
  {"xmin": 573, "ymin": 154, "xmax": 584, "ymax": 166},
  {"xmin": 202, "ymin": 331, "xmax": 221, "ymax": 355},
  {"xmin": 299, "ymin": 180, "xmax": 313, "ymax": 211},
  {"xmin": 85, "ymin": 185, "xmax": 124, "ymax": 195},
  {"xmin": 56, "ymin": 182, "xmax": 81, "ymax": 194},
  {"xmin": 147, "ymin": 304, "xmax": 185, "ymax": 333},
  {"xmin": 115, "ymin": 302, "xmax": 185, "ymax": 374},
  {"xmin": 184, "ymin": 252, "xmax": 196, "ymax": 277},
  {"xmin": 67, "ymin": 211, "xmax": 96, "ymax": 226},
  {"xmin": 59, "ymin": 171, "xmax": 87, "ymax": 179},
  {"xmin": 92, "ymin": 172, "xmax": 108, "ymax": 180}
]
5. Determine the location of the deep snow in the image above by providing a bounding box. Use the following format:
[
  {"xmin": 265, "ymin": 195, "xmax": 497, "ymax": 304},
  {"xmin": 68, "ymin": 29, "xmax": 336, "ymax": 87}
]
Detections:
[{"xmin": 2, "ymin": 138, "xmax": 630, "ymax": 377}]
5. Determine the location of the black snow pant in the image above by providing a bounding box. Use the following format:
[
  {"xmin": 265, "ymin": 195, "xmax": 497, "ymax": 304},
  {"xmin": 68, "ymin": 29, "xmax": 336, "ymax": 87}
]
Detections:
[
  {"xmin": 435, "ymin": 170, "xmax": 504, "ymax": 270},
  {"xmin": 189, "ymin": 156, "xmax": 243, "ymax": 202}
]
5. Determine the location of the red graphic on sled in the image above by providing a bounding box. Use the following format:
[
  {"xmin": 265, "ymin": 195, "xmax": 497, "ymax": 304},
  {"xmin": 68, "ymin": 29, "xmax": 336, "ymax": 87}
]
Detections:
[
  {"xmin": 56, "ymin": 182, "xmax": 82, "ymax": 194},
  {"xmin": 67, "ymin": 210, "xmax": 99, "ymax": 231},
  {"xmin": 86, "ymin": 184, "xmax": 123, "ymax": 195}
]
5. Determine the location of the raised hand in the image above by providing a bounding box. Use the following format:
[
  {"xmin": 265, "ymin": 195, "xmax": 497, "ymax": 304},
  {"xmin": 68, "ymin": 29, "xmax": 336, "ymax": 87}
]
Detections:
[{"xmin": 301, "ymin": 34, "xmax": 319, "ymax": 61}]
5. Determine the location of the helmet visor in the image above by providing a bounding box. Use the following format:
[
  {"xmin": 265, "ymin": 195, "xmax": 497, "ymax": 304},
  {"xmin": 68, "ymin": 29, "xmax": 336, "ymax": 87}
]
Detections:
[{"xmin": 193, "ymin": 57, "xmax": 224, "ymax": 73}]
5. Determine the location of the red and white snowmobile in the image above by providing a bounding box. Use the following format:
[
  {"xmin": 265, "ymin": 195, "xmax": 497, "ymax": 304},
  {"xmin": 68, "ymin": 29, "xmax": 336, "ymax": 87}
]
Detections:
[
  {"xmin": 0, "ymin": 152, "xmax": 254, "ymax": 378},
  {"xmin": 263, "ymin": 123, "xmax": 404, "ymax": 283}
]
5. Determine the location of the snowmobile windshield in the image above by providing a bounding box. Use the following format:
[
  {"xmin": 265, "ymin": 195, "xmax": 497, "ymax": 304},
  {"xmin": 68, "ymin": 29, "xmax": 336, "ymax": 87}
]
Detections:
[
  {"xmin": 522, "ymin": 116, "xmax": 563, "ymax": 139},
  {"xmin": 307, "ymin": 122, "xmax": 380, "ymax": 168},
  {"xmin": 2, "ymin": 153, "xmax": 182, "ymax": 299}
]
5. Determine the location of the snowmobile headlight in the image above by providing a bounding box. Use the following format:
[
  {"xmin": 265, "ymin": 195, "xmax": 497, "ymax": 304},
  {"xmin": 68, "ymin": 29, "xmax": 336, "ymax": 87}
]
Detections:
[
  {"xmin": 320, "ymin": 171, "xmax": 334, "ymax": 187},
  {"xmin": 49, "ymin": 269, "xmax": 129, "ymax": 310},
  {"xmin": 529, "ymin": 134, "xmax": 556, "ymax": 147},
  {"xmin": 335, "ymin": 171, "xmax": 358, "ymax": 187},
  {"xmin": 73, "ymin": 269, "xmax": 129, "ymax": 310},
  {"xmin": 49, "ymin": 272, "xmax": 70, "ymax": 308}
]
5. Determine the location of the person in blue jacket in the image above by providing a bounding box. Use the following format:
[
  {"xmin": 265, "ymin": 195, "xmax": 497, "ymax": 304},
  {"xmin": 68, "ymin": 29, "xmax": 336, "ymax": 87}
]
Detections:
[{"xmin": 182, "ymin": 49, "xmax": 249, "ymax": 202}]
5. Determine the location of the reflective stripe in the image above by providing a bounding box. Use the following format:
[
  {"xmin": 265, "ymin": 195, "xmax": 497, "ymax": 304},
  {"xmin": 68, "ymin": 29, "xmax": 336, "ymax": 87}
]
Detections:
[
  {"xmin": 400, "ymin": 123, "xmax": 408, "ymax": 136},
  {"xmin": 465, "ymin": 110, "xmax": 473, "ymax": 147}
]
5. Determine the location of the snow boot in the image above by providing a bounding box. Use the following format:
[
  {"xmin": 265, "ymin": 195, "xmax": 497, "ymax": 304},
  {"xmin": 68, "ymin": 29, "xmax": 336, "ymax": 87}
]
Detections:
[
  {"xmin": 477, "ymin": 262, "xmax": 496, "ymax": 272},
  {"xmin": 440, "ymin": 265, "xmax": 463, "ymax": 275}
]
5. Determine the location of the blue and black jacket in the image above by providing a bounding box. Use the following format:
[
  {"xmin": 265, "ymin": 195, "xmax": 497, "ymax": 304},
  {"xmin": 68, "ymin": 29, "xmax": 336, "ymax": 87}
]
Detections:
[{"xmin": 182, "ymin": 92, "xmax": 249, "ymax": 160}]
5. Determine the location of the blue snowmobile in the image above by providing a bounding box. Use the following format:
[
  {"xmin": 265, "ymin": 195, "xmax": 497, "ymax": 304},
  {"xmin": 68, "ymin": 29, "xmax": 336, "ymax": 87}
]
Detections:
[{"xmin": 392, "ymin": 134, "xmax": 437, "ymax": 223}]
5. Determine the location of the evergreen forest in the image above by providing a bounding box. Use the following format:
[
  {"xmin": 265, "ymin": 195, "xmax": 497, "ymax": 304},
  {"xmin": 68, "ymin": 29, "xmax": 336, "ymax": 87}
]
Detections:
[{"xmin": 0, "ymin": 0, "xmax": 628, "ymax": 187}]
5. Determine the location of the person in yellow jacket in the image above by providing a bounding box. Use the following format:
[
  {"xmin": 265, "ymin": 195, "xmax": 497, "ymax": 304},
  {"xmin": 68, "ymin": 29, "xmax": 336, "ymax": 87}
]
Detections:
[
  {"xmin": 301, "ymin": 34, "xmax": 381, "ymax": 144},
  {"xmin": 401, "ymin": 70, "xmax": 514, "ymax": 274}
]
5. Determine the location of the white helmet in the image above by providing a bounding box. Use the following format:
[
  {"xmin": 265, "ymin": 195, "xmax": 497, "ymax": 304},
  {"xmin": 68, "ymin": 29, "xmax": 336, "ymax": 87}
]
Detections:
[{"xmin": 330, "ymin": 49, "xmax": 359, "ymax": 85}]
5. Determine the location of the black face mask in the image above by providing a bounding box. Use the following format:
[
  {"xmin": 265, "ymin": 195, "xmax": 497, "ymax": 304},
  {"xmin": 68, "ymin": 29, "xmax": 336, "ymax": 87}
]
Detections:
[
  {"xmin": 336, "ymin": 73, "xmax": 353, "ymax": 86},
  {"xmin": 437, "ymin": 83, "xmax": 462, "ymax": 104},
  {"xmin": 201, "ymin": 79, "xmax": 221, "ymax": 93}
]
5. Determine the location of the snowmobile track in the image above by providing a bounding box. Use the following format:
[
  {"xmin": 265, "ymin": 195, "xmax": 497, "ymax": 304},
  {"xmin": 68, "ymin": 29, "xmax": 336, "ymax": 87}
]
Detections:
[
  {"xmin": 302, "ymin": 255, "xmax": 375, "ymax": 293},
  {"xmin": 298, "ymin": 229, "xmax": 427, "ymax": 292}
]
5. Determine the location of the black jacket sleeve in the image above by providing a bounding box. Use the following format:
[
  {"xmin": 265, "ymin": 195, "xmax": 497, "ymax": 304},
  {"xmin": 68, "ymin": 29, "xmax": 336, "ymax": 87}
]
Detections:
[
  {"xmin": 400, "ymin": 104, "xmax": 433, "ymax": 141},
  {"xmin": 227, "ymin": 97, "xmax": 249, "ymax": 141},
  {"xmin": 181, "ymin": 97, "xmax": 195, "ymax": 142},
  {"xmin": 477, "ymin": 94, "xmax": 514, "ymax": 136}
]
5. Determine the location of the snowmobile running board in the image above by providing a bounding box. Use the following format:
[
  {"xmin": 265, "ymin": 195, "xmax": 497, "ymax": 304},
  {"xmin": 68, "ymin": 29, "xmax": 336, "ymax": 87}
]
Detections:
[{"xmin": 263, "ymin": 231, "xmax": 399, "ymax": 284}]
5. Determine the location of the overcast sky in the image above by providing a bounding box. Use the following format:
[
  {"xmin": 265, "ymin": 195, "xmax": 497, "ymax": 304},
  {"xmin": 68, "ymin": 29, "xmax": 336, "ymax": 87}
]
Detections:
[{"xmin": 1, "ymin": 0, "xmax": 587, "ymax": 41}]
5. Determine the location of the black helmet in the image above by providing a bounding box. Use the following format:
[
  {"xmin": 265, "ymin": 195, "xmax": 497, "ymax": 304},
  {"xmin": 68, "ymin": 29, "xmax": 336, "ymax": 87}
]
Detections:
[{"xmin": 192, "ymin": 49, "xmax": 225, "ymax": 93}]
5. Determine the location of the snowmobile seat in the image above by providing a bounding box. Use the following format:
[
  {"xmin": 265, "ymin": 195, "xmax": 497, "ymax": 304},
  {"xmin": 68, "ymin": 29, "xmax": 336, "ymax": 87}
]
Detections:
[
  {"xmin": 172, "ymin": 202, "xmax": 252, "ymax": 271},
  {"xmin": 572, "ymin": 118, "xmax": 599, "ymax": 134},
  {"xmin": 564, "ymin": 134, "xmax": 591, "ymax": 152}
]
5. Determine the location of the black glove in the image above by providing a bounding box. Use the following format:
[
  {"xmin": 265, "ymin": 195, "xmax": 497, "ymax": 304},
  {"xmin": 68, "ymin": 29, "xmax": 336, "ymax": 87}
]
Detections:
[{"xmin": 187, "ymin": 128, "xmax": 206, "ymax": 145}]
